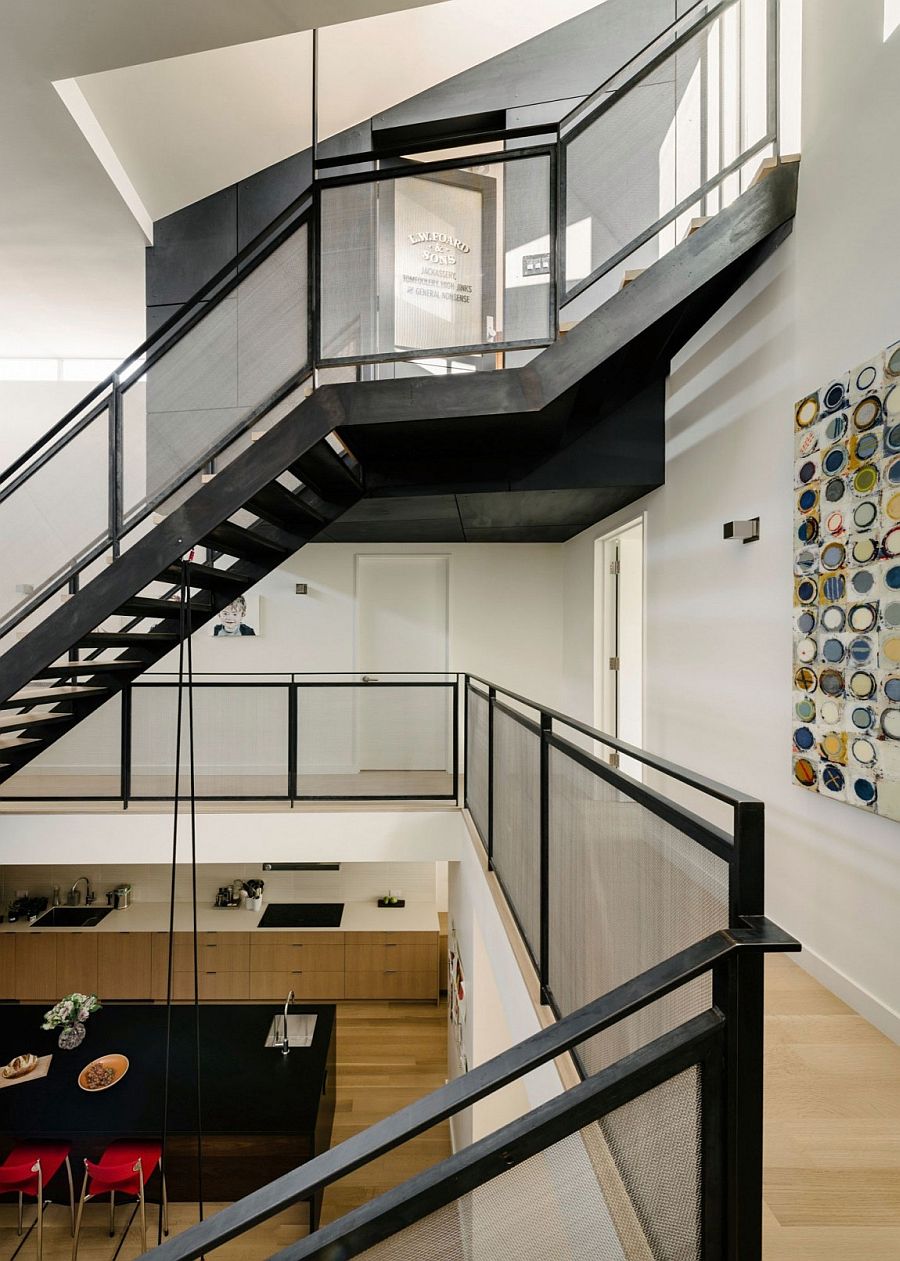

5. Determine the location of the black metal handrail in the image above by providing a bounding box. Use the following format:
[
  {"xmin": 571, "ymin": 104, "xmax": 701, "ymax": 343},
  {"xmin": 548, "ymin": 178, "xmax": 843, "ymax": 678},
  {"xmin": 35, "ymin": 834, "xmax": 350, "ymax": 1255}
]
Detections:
[
  {"xmin": 135, "ymin": 918, "xmax": 797, "ymax": 1261},
  {"xmin": 467, "ymin": 673, "xmax": 760, "ymax": 809}
]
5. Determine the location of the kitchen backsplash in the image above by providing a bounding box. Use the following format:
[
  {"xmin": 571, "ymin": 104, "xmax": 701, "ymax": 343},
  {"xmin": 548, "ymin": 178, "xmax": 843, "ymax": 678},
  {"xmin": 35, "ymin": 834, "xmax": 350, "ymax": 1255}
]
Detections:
[{"xmin": 0, "ymin": 861, "xmax": 440, "ymax": 911}]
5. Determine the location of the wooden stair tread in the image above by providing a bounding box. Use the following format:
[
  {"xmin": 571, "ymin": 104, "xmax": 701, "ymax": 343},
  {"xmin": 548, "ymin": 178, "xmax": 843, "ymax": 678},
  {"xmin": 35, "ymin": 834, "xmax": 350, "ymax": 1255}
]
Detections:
[
  {"xmin": 0, "ymin": 734, "xmax": 41, "ymax": 750},
  {"xmin": 2, "ymin": 685, "xmax": 107, "ymax": 706}
]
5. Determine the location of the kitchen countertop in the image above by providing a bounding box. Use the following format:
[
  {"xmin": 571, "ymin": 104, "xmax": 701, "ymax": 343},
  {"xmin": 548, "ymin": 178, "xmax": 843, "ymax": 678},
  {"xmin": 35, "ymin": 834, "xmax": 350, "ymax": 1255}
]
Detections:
[{"xmin": 0, "ymin": 900, "xmax": 440, "ymax": 934}]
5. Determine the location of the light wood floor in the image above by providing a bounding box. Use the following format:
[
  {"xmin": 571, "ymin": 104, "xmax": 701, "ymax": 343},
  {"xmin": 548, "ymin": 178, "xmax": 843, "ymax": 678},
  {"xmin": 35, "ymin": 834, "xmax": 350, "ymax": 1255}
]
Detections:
[
  {"xmin": 763, "ymin": 954, "xmax": 900, "ymax": 1259},
  {"xmin": 1, "ymin": 962, "xmax": 898, "ymax": 1259}
]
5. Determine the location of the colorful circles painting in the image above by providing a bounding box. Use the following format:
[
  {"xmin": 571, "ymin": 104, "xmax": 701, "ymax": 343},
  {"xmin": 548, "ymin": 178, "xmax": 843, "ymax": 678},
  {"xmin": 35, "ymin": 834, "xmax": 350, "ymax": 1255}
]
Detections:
[{"xmin": 793, "ymin": 341, "xmax": 900, "ymax": 820}]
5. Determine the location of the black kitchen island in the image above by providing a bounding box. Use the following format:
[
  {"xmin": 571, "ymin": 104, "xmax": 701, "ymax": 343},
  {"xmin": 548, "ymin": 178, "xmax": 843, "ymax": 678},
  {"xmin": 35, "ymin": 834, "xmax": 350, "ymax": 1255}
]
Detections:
[{"xmin": 0, "ymin": 1004, "xmax": 335, "ymax": 1228}]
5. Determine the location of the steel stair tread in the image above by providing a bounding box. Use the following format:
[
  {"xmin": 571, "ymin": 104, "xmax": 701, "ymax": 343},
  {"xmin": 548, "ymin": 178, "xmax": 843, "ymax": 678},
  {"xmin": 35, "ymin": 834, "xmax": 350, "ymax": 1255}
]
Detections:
[
  {"xmin": 288, "ymin": 442, "xmax": 363, "ymax": 505},
  {"xmin": 200, "ymin": 522, "xmax": 293, "ymax": 563},
  {"xmin": 158, "ymin": 562, "xmax": 251, "ymax": 590},
  {"xmin": 0, "ymin": 711, "xmax": 71, "ymax": 731},
  {"xmin": 246, "ymin": 483, "xmax": 326, "ymax": 533},
  {"xmin": 78, "ymin": 632, "xmax": 179, "ymax": 647},
  {"xmin": 116, "ymin": 595, "xmax": 213, "ymax": 619}
]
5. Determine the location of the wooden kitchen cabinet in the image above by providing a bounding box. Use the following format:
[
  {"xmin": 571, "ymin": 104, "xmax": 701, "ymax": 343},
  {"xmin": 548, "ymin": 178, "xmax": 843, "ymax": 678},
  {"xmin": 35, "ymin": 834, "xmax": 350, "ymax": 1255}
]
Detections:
[
  {"xmin": 249, "ymin": 970, "xmax": 344, "ymax": 1001},
  {"xmin": 344, "ymin": 932, "xmax": 439, "ymax": 1001},
  {"xmin": 250, "ymin": 932, "xmax": 344, "ymax": 974},
  {"xmin": 152, "ymin": 933, "xmax": 251, "ymax": 1001},
  {"xmin": 97, "ymin": 933, "xmax": 152, "ymax": 1000},
  {"xmin": 0, "ymin": 936, "xmax": 16, "ymax": 999},
  {"xmin": 13, "ymin": 935, "xmax": 57, "ymax": 1001},
  {"xmin": 344, "ymin": 970, "xmax": 436, "ymax": 1000},
  {"xmin": 56, "ymin": 934, "xmax": 98, "ymax": 995}
]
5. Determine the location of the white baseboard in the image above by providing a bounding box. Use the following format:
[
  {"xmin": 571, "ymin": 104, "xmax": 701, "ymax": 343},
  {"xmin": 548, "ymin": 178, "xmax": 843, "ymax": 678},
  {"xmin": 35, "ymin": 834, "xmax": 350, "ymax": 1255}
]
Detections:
[{"xmin": 793, "ymin": 945, "xmax": 900, "ymax": 1045}]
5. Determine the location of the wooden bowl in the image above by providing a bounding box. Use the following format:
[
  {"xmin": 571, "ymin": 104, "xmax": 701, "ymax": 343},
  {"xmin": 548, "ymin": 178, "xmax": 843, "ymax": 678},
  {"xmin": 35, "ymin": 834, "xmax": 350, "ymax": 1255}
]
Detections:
[{"xmin": 78, "ymin": 1054, "xmax": 129, "ymax": 1092}]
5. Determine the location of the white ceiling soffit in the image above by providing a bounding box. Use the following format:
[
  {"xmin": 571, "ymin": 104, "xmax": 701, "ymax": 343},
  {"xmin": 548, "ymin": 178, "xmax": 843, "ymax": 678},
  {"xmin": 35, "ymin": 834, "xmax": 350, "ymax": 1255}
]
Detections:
[
  {"xmin": 0, "ymin": 0, "xmax": 442, "ymax": 358},
  {"xmin": 62, "ymin": 0, "xmax": 602, "ymax": 225}
]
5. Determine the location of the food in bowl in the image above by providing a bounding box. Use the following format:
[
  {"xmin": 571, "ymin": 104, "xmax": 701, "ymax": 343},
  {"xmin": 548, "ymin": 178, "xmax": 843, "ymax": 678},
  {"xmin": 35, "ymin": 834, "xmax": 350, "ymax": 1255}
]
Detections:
[{"xmin": 82, "ymin": 1062, "xmax": 116, "ymax": 1090}]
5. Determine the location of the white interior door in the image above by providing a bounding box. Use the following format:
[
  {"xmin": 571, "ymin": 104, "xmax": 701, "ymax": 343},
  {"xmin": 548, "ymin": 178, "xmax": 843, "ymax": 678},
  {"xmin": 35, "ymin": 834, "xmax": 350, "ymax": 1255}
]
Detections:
[
  {"xmin": 355, "ymin": 555, "xmax": 450, "ymax": 771},
  {"xmin": 596, "ymin": 521, "xmax": 643, "ymax": 778}
]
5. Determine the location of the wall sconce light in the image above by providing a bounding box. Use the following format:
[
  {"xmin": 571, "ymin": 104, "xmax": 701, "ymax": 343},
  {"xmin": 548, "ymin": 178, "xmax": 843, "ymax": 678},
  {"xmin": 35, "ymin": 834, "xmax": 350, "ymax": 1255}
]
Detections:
[
  {"xmin": 723, "ymin": 518, "xmax": 760, "ymax": 544},
  {"xmin": 295, "ymin": 583, "xmax": 309, "ymax": 595}
]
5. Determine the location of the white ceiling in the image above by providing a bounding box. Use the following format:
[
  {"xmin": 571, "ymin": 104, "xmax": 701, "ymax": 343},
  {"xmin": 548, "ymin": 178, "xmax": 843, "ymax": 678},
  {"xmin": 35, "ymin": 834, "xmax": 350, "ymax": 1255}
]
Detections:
[{"xmin": 0, "ymin": 0, "xmax": 600, "ymax": 362}]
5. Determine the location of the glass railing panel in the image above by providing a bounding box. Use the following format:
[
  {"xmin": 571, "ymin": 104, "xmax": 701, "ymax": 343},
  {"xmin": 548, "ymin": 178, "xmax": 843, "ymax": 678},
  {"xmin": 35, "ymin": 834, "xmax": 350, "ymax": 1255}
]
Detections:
[
  {"xmin": 0, "ymin": 404, "xmax": 110, "ymax": 632},
  {"xmin": 319, "ymin": 153, "xmax": 552, "ymax": 365},
  {"xmin": 121, "ymin": 224, "xmax": 309, "ymax": 527}
]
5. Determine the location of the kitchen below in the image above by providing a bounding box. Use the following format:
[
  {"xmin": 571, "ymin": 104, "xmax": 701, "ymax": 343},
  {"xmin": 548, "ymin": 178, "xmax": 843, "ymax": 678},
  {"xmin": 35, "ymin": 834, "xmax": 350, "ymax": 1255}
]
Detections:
[{"xmin": 0, "ymin": 860, "xmax": 448, "ymax": 1005}]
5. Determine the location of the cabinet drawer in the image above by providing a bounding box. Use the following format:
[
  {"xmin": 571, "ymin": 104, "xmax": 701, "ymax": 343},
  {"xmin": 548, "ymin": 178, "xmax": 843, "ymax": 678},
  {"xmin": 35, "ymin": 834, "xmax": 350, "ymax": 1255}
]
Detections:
[
  {"xmin": 345, "ymin": 970, "xmax": 437, "ymax": 1001},
  {"xmin": 250, "ymin": 935, "xmax": 344, "ymax": 973},
  {"xmin": 168, "ymin": 971, "xmax": 250, "ymax": 1001},
  {"xmin": 345, "ymin": 934, "xmax": 436, "ymax": 973},
  {"xmin": 249, "ymin": 970, "xmax": 345, "ymax": 1001}
]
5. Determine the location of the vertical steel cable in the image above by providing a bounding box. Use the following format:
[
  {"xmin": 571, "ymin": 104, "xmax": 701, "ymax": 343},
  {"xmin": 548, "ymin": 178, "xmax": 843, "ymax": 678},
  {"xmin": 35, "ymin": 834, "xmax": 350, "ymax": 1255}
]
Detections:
[
  {"xmin": 158, "ymin": 561, "xmax": 188, "ymax": 1243},
  {"xmin": 185, "ymin": 560, "xmax": 205, "ymax": 1226}
]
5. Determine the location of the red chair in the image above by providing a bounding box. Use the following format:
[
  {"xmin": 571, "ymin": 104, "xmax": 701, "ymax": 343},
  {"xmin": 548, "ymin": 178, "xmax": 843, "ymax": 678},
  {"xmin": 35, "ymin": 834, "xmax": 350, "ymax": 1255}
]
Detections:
[
  {"xmin": 72, "ymin": 1141, "xmax": 168, "ymax": 1258},
  {"xmin": 0, "ymin": 1142, "xmax": 74, "ymax": 1260}
]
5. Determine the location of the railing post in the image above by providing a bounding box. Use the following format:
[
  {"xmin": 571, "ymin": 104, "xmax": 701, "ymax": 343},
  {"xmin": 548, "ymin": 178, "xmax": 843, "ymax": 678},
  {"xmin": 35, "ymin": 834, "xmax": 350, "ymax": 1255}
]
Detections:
[
  {"xmin": 121, "ymin": 683, "xmax": 132, "ymax": 809},
  {"xmin": 539, "ymin": 710, "xmax": 552, "ymax": 1003},
  {"xmin": 451, "ymin": 677, "xmax": 460, "ymax": 805},
  {"xmin": 487, "ymin": 685, "xmax": 496, "ymax": 868},
  {"xmin": 287, "ymin": 677, "xmax": 298, "ymax": 806},
  {"xmin": 463, "ymin": 675, "xmax": 470, "ymax": 812},
  {"xmin": 717, "ymin": 797, "xmax": 766, "ymax": 1259},
  {"xmin": 108, "ymin": 380, "xmax": 123, "ymax": 558}
]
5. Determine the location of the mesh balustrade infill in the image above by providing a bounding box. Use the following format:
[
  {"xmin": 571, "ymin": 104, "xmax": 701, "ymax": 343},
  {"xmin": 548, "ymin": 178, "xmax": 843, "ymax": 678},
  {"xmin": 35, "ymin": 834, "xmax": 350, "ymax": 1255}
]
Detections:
[
  {"xmin": 491, "ymin": 705, "xmax": 542, "ymax": 964},
  {"xmin": 465, "ymin": 686, "xmax": 490, "ymax": 849},
  {"xmin": 561, "ymin": 0, "xmax": 775, "ymax": 314},
  {"xmin": 121, "ymin": 222, "xmax": 309, "ymax": 524},
  {"xmin": 130, "ymin": 683, "xmax": 290, "ymax": 798},
  {"xmin": 547, "ymin": 747, "xmax": 729, "ymax": 1077},
  {"xmin": 296, "ymin": 683, "xmax": 455, "ymax": 799},
  {"xmin": 318, "ymin": 153, "xmax": 552, "ymax": 365},
  {"xmin": 340, "ymin": 1066, "xmax": 703, "ymax": 1261}
]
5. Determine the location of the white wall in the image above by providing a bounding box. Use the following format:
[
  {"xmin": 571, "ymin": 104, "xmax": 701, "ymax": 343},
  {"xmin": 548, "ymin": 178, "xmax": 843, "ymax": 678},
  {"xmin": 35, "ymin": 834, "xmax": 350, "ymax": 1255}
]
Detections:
[
  {"xmin": 152, "ymin": 541, "xmax": 565, "ymax": 698},
  {"xmin": 0, "ymin": 809, "xmax": 465, "ymax": 867},
  {"xmin": 562, "ymin": 0, "xmax": 900, "ymax": 1041},
  {"xmin": 447, "ymin": 831, "xmax": 562, "ymax": 1150},
  {"xmin": 0, "ymin": 381, "xmax": 96, "ymax": 470}
]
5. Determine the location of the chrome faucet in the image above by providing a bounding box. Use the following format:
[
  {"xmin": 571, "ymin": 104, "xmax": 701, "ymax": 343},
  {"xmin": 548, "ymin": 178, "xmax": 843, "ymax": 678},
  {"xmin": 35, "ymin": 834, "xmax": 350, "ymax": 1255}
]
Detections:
[
  {"xmin": 282, "ymin": 989, "xmax": 295, "ymax": 1056},
  {"xmin": 68, "ymin": 876, "xmax": 94, "ymax": 906}
]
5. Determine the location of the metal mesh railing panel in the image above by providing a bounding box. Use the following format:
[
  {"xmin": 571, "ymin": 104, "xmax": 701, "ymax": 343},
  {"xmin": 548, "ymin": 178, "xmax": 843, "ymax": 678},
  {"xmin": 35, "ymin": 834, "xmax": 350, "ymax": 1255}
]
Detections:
[
  {"xmin": 0, "ymin": 693, "xmax": 122, "ymax": 798},
  {"xmin": 123, "ymin": 224, "xmax": 308, "ymax": 520},
  {"xmin": 320, "ymin": 157, "xmax": 551, "ymax": 363},
  {"xmin": 466, "ymin": 687, "xmax": 489, "ymax": 847},
  {"xmin": 492, "ymin": 708, "xmax": 541, "ymax": 962},
  {"xmin": 0, "ymin": 406, "xmax": 110, "ymax": 629},
  {"xmin": 297, "ymin": 684, "xmax": 453, "ymax": 798},
  {"xmin": 548, "ymin": 749, "xmax": 729, "ymax": 1075},
  {"xmin": 347, "ymin": 1065, "xmax": 702, "ymax": 1261},
  {"xmin": 563, "ymin": 0, "xmax": 772, "ymax": 300},
  {"xmin": 130, "ymin": 684, "xmax": 289, "ymax": 797}
]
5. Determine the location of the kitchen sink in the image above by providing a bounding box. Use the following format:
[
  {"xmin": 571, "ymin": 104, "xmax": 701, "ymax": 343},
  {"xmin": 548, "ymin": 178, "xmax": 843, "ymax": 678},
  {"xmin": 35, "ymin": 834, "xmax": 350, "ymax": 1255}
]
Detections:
[
  {"xmin": 31, "ymin": 906, "xmax": 112, "ymax": 928},
  {"xmin": 264, "ymin": 1014, "xmax": 317, "ymax": 1048}
]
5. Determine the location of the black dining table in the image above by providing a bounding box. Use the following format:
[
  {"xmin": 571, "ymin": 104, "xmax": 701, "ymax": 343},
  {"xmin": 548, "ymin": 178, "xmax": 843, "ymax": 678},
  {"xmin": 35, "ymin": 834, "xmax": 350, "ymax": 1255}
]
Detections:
[{"xmin": 0, "ymin": 1003, "xmax": 335, "ymax": 1227}]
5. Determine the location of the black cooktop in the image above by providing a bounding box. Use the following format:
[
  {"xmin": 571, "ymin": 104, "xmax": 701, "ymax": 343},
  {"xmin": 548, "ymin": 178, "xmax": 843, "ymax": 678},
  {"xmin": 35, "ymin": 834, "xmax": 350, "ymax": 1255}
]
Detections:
[{"xmin": 257, "ymin": 902, "xmax": 344, "ymax": 928}]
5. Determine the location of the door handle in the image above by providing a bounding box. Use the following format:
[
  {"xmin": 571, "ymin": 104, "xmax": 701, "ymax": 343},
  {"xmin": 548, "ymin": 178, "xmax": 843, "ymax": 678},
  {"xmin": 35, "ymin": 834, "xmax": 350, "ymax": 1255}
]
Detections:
[{"xmin": 362, "ymin": 675, "xmax": 379, "ymax": 683}]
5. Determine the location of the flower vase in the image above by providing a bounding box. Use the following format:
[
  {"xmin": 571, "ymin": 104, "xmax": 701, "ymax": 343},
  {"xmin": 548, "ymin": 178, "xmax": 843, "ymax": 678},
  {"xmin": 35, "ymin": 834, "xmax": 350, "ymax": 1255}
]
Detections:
[{"xmin": 58, "ymin": 1021, "xmax": 85, "ymax": 1051}]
